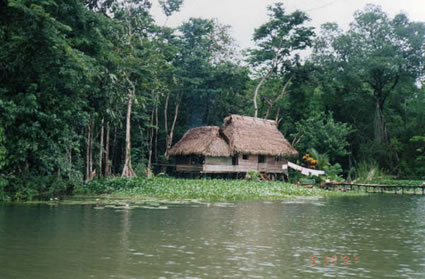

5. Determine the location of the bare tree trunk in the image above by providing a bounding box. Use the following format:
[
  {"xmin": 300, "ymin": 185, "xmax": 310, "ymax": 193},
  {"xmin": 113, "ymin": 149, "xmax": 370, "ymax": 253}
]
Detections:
[
  {"xmin": 371, "ymin": 77, "xmax": 398, "ymax": 144},
  {"xmin": 140, "ymin": 129, "xmax": 145, "ymax": 161},
  {"xmin": 89, "ymin": 120, "xmax": 94, "ymax": 180},
  {"xmin": 264, "ymin": 76, "xmax": 292, "ymax": 119},
  {"xmin": 147, "ymin": 99, "xmax": 155, "ymax": 177},
  {"xmin": 254, "ymin": 74, "xmax": 268, "ymax": 118},
  {"xmin": 253, "ymin": 68, "xmax": 275, "ymax": 118},
  {"xmin": 163, "ymin": 92, "xmax": 170, "ymax": 160},
  {"xmin": 86, "ymin": 119, "xmax": 95, "ymax": 182},
  {"xmin": 111, "ymin": 126, "xmax": 117, "ymax": 176},
  {"xmin": 99, "ymin": 117, "xmax": 104, "ymax": 177},
  {"xmin": 122, "ymin": 90, "xmax": 136, "ymax": 177},
  {"xmin": 105, "ymin": 121, "xmax": 111, "ymax": 177},
  {"xmin": 164, "ymin": 92, "xmax": 170, "ymax": 140},
  {"xmin": 275, "ymin": 107, "xmax": 281, "ymax": 125},
  {"xmin": 86, "ymin": 123, "xmax": 90, "ymax": 181},
  {"xmin": 165, "ymin": 97, "xmax": 181, "ymax": 160},
  {"xmin": 374, "ymin": 99, "xmax": 388, "ymax": 144},
  {"xmin": 154, "ymin": 99, "xmax": 159, "ymax": 163}
]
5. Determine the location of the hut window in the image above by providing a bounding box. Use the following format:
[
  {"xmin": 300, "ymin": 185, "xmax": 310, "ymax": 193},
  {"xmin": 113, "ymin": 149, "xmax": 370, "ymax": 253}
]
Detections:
[
  {"xmin": 258, "ymin": 155, "xmax": 265, "ymax": 163},
  {"xmin": 232, "ymin": 155, "xmax": 238, "ymax": 165},
  {"xmin": 275, "ymin": 156, "xmax": 281, "ymax": 162},
  {"xmin": 242, "ymin": 154, "xmax": 249, "ymax": 160},
  {"xmin": 191, "ymin": 155, "xmax": 204, "ymax": 165}
]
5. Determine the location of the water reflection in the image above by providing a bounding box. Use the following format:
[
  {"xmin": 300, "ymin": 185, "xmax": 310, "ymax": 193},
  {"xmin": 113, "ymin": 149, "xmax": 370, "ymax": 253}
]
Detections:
[{"xmin": 0, "ymin": 195, "xmax": 424, "ymax": 278}]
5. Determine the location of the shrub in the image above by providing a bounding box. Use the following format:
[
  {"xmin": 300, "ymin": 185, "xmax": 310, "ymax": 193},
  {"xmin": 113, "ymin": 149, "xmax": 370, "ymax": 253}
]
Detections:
[{"xmin": 354, "ymin": 161, "xmax": 391, "ymax": 183}]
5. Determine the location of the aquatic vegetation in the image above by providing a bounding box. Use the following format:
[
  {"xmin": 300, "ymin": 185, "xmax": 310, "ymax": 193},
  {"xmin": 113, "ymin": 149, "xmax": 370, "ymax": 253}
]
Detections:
[{"xmin": 75, "ymin": 177, "xmax": 359, "ymax": 201}]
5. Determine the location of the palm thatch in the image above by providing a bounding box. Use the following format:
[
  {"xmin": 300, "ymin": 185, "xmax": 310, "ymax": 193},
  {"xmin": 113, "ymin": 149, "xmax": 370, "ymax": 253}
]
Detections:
[
  {"xmin": 221, "ymin": 115, "xmax": 298, "ymax": 157},
  {"xmin": 168, "ymin": 126, "xmax": 231, "ymax": 157}
]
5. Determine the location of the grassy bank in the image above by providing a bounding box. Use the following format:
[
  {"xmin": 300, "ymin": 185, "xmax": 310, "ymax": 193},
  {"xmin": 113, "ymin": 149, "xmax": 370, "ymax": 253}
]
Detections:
[{"xmin": 74, "ymin": 176, "xmax": 360, "ymax": 201}]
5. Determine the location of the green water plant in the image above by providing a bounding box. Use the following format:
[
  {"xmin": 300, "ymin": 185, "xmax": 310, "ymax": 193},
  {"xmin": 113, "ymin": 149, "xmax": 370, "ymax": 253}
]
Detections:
[{"xmin": 75, "ymin": 177, "xmax": 354, "ymax": 201}]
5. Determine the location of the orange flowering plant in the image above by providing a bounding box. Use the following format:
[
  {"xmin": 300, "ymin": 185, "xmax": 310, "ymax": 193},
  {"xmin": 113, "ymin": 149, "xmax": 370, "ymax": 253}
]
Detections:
[{"xmin": 302, "ymin": 153, "xmax": 318, "ymax": 169}]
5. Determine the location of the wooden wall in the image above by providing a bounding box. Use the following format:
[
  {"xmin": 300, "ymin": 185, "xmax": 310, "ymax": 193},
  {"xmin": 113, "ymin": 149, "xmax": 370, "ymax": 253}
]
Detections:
[
  {"xmin": 202, "ymin": 154, "xmax": 288, "ymax": 174},
  {"xmin": 258, "ymin": 156, "xmax": 288, "ymax": 173},
  {"xmin": 205, "ymin": 157, "xmax": 232, "ymax": 165},
  {"xmin": 175, "ymin": 155, "xmax": 204, "ymax": 172},
  {"xmin": 238, "ymin": 154, "xmax": 258, "ymax": 169},
  {"xmin": 175, "ymin": 154, "xmax": 288, "ymax": 174}
]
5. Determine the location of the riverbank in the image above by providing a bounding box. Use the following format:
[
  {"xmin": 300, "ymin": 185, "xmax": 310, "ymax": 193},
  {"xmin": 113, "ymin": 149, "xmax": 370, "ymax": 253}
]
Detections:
[{"xmin": 72, "ymin": 176, "xmax": 362, "ymax": 201}]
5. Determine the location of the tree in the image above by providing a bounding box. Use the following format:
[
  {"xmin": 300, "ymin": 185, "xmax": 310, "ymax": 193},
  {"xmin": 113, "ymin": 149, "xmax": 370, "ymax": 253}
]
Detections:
[
  {"xmin": 159, "ymin": 0, "xmax": 184, "ymax": 19},
  {"xmin": 0, "ymin": 0, "xmax": 123, "ymax": 198},
  {"xmin": 112, "ymin": 0, "xmax": 155, "ymax": 177},
  {"xmin": 313, "ymin": 5, "xmax": 425, "ymax": 144},
  {"xmin": 248, "ymin": 3, "xmax": 314, "ymax": 118},
  {"xmin": 291, "ymin": 112, "xmax": 353, "ymax": 164},
  {"xmin": 173, "ymin": 18, "xmax": 241, "ymax": 129}
]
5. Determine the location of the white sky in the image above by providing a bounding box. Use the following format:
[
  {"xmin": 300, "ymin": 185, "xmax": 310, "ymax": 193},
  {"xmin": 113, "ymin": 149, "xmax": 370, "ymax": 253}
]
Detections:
[{"xmin": 151, "ymin": 0, "xmax": 425, "ymax": 50}]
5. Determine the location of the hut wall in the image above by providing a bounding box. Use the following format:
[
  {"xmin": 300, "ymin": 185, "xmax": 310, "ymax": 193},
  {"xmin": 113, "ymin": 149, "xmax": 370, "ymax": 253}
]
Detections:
[
  {"xmin": 205, "ymin": 157, "xmax": 232, "ymax": 165},
  {"xmin": 203, "ymin": 156, "xmax": 233, "ymax": 173},
  {"xmin": 175, "ymin": 155, "xmax": 288, "ymax": 174},
  {"xmin": 175, "ymin": 155, "xmax": 203, "ymax": 172},
  {"xmin": 238, "ymin": 154, "xmax": 258, "ymax": 169},
  {"xmin": 203, "ymin": 154, "xmax": 258, "ymax": 173},
  {"xmin": 258, "ymin": 156, "xmax": 287, "ymax": 173}
]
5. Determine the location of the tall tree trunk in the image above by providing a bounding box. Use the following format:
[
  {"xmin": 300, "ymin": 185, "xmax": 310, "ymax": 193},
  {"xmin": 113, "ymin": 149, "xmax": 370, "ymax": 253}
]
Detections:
[
  {"xmin": 374, "ymin": 98, "xmax": 388, "ymax": 144},
  {"xmin": 264, "ymin": 76, "xmax": 292, "ymax": 119},
  {"xmin": 86, "ymin": 119, "xmax": 95, "ymax": 181},
  {"xmin": 164, "ymin": 92, "xmax": 170, "ymax": 144},
  {"xmin": 253, "ymin": 70, "xmax": 273, "ymax": 118},
  {"xmin": 86, "ymin": 123, "xmax": 90, "ymax": 181},
  {"xmin": 372, "ymin": 77, "xmax": 398, "ymax": 144},
  {"xmin": 122, "ymin": 90, "xmax": 136, "ymax": 177},
  {"xmin": 89, "ymin": 120, "xmax": 94, "ymax": 180},
  {"xmin": 147, "ymin": 99, "xmax": 155, "ymax": 177},
  {"xmin": 154, "ymin": 99, "xmax": 159, "ymax": 163},
  {"xmin": 275, "ymin": 107, "xmax": 281, "ymax": 125},
  {"xmin": 163, "ymin": 91, "xmax": 169, "ymax": 164},
  {"xmin": 111, "ymin": 126, "xmax": 117, "ymax": 176},
  {"xmin": 105, "ymin": 121, "xmax": 111, "ymax": 177},
  {"xmin": 165, "ymin": 97, "xmax": 181, "ymax": 160},
  {"xmin": 99, "ymin": 117, "xmax": 104, "ymax": 178}
]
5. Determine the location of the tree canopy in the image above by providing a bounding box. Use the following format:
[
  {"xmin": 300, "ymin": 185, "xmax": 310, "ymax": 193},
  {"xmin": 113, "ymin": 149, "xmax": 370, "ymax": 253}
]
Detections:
[{"xmin": 1, "ymin": 1, "xmax": 425, "ymax": 201}]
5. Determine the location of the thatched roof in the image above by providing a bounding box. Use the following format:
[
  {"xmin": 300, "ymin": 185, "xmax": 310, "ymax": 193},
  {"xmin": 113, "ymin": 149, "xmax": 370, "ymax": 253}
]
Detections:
[
  {"xmin": 169, "ymin": 115, "xmax": 298, "ymax": 158},
  {"xmin": 168, "ymin": 126, "xmax": 231, "ymax": 157},
  {"xmin": 221, "ymin": 115, "xmax": 298, "ymax": 157}
]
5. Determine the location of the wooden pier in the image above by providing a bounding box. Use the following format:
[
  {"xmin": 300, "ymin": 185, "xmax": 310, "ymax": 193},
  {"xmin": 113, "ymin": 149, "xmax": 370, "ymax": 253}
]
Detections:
[{"xmin": 324, "ymin": 182, "xmax": 425, "ymax": 195}]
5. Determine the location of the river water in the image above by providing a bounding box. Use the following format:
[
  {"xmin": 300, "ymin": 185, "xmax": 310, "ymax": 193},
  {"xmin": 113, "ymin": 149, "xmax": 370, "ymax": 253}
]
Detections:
[{"xmin": 1, "ymin": 195, "xmax": 425, "ymax": 278}]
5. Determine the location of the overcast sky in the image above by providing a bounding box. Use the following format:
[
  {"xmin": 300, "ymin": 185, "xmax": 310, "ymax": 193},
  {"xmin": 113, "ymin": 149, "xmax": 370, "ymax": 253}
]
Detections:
[{"xmin": 151, "ymin": 0, "xmax": 425, "ymax": 50}]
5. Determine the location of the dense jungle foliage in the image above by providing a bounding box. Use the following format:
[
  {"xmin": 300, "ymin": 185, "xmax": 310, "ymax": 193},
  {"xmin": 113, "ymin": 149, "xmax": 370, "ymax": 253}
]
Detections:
[{"xmin": 1, "ymin": 0, "xmax": 425, "ymax": 200}]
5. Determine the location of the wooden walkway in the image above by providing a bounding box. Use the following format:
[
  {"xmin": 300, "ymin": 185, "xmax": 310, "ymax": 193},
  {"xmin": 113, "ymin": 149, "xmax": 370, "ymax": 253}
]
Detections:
[{"xmin": 324, "ymin": 182, "xmax": 425, "ymax": 195}]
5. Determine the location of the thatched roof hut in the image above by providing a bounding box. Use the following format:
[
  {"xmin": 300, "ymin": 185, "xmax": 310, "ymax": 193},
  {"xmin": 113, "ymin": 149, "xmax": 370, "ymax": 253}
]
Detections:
[
  {"xmin": 222, "ymin": 114, "xmax": 298, "ymax": 156},
  {"xmin": 169, "ymin": 115, "xmax": 298, "ymax": 158},
  {"xmin": 221, "ymin": 115, "xmax": 298, "ymax": 157},
  {"xmin": 168, "ymin": 126, "xmax": 231, "ymax": 157}
]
